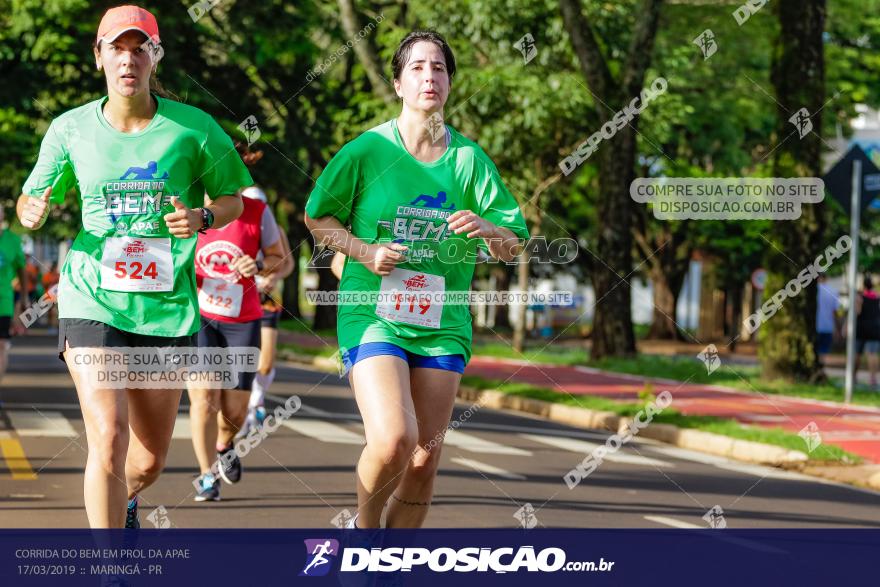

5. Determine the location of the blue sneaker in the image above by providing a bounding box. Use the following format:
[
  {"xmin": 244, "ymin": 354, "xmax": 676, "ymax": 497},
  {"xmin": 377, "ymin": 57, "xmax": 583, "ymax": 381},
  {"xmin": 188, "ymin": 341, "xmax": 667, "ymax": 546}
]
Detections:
[
  {"xmin": 194, "ymin": 473, "xmax": 220, "ymax": 502},
  {"xmin": 124, "ymin": 496, "xmax": 139, "ymax": 529},
  {"xmin": 238, "ymin": 405, "xmax": 267, "ymax": 440}
]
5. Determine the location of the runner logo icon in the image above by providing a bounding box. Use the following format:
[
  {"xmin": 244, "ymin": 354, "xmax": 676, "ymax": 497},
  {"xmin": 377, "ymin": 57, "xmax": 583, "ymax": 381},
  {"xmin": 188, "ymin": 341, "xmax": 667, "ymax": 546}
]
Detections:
[
  {"xmin": 300, "ymin": 538, "xmax": 339, "ymax": 577},
  {"xmin": 120, "ymin": 160, "xmax": 169, "ymax": 180},
  {"xmin": 410, "ymin": 191, "xmax": 456, "ymax": 210}
]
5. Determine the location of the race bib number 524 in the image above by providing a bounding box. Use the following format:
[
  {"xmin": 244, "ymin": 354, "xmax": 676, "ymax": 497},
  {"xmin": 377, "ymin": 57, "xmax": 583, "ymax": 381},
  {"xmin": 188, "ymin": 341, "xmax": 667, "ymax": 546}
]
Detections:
[{"xmin": 100, "ymin": 237, "xmax": 173, "ymax": 292}]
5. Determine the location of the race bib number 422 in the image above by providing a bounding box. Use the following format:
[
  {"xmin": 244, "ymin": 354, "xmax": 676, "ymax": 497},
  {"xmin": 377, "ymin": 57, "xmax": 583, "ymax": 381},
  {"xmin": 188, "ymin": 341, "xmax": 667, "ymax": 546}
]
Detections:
[
  {"xmin": 100, "ymin": 237, "xmax": 173, "ymax": 292},
  {"xmin": 198, "ymin": 277, "xmax": 243, "ymax": 318},
  {"xmin": 376, "ymin": 268, "xmax": 444, "ymax": 328}
]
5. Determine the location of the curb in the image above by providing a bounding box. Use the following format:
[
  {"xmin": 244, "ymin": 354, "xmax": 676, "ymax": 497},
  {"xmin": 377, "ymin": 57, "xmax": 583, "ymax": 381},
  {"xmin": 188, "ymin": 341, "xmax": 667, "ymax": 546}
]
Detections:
[
  {"xmin": 454, "ymin": 386, "xmax": 809, "ymax": 468},
  {"xmin": 277, "ymin": 348, "xmax": 880, "ymax": 492},
  {"xmin": 801, "ymin": 464, "xmax": 880, "ymax": 491}
]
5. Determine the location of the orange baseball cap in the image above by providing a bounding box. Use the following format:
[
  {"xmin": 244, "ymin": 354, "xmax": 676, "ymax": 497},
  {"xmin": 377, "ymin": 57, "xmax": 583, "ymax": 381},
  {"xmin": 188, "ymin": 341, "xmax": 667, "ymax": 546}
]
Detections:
[{"xmin": 96, "ymin": 5, "xmax": 160, "ymax": 45}]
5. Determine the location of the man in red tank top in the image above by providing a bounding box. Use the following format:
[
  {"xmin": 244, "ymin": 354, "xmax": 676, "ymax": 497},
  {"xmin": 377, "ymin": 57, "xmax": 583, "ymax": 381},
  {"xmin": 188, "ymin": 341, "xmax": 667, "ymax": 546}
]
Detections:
[{"xmin": 189, "ymin": 193, "xmax": 286, "ymax": 502}]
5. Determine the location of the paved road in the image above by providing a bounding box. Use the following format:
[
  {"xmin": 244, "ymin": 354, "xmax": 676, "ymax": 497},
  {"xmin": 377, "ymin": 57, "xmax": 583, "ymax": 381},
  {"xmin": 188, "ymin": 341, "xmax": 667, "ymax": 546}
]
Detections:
[{"xmin": 2, "ymin": 334, "xmax": 880, "ymax": 529}]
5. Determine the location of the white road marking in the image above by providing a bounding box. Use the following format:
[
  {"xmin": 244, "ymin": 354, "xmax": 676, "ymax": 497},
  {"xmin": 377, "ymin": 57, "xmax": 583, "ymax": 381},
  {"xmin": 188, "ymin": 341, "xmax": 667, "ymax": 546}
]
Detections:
[
  {"xmin": 643, "ymin": 515, "xmax": 702, "ymax": 529},
  {"xmin": 266, "ymin": 394, "xmax": 336, "ymax": 418},
  {"xmin": 7, "ymin": 410, "xmax": 78, "ymax": 438},
  {"xmin": 444, "ymin": 429, "xmax": 532, "ymax": 456},
  {"xmin": 172, "ymin": 414, "xmax": 192, "ymax": 439},
  {"xmin": 280, "ymin": 418, "xmax": 364, "ymax": 445},
  {"xmin": 520, "ymin": 434, "xmax": 672, "ymax": 467},
  {"xmin": 450, "ymin": 457, "xmax": 526, "ymax": 480}
]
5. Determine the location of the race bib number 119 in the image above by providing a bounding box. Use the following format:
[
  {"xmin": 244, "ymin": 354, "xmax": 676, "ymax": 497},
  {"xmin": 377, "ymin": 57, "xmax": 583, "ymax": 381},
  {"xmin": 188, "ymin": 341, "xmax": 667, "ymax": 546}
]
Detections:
[{"xmin": 376, "ymin": 268, "xmax": 444, "ymax": 328}]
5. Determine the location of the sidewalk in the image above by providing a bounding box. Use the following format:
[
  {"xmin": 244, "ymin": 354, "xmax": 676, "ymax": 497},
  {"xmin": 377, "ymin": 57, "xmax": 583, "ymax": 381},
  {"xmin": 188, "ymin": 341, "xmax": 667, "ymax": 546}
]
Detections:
[{"xmin": 465, "ymin": 356, "xmax": 880, "ymax": 464}]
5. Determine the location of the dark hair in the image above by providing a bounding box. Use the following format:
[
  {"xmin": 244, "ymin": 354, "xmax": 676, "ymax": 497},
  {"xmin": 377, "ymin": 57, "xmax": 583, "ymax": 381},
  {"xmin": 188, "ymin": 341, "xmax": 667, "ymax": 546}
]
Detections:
[
  {"xmin": 391, "ymin": 31, "xmax": 456, "ymax": 82},
  {"xmin": 234, "ymin": 140, "xmax": 264, "ymax": 167},
  {"xmin": 865, "ymin": 275, "xmax": 874, "ymax": 291},
  {"xmin": 148, "ymin": 78, "xmax": 178, "ymax": 100}
]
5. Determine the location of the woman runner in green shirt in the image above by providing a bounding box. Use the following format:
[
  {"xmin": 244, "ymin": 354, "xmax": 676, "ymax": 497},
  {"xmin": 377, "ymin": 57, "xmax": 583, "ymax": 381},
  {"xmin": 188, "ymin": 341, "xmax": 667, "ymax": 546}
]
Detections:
[
  {"xmin": 16, "ymin": 6, "xmax": 250, "ymax": 528},
  {"xmin": 305, "ymin": 31, "xmax": 528, "ymax": 528}
]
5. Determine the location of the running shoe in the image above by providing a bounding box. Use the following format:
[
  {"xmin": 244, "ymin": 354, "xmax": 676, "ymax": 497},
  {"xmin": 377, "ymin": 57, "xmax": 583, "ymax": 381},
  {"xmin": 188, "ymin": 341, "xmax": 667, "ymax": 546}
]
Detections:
[
  {"xmin": 236, "ymin": 413, "xmax": 254, "ymax": 440},
  {"xmin": 339, "ymin": 514, "xmax": 382, "ymax": 587},
  {"xmin": 124, "ymin": 496, "xmax": 139, "ymax": 529},
  {"xmin": 236, "ymin": 405, "xmax": 267, "ymax": 440},
  {"xmin": 100, "ymin": 574, "xmax": 130, "ymax": 587},
  {"xmin": 194, "ymin": 473, "xmax": 220, "ymax": 501},
  {"xmin": 217, "ymin": 446, "xmax": 242, "ymax": 484}
]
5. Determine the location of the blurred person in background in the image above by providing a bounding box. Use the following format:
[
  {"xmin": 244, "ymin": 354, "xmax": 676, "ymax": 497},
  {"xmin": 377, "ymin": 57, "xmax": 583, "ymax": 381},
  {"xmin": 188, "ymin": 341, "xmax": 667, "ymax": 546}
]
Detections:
[
  {"xmin": 0, "ymin": 205, "xmax": 29, "ymax": 384},
  {"xmin": 854, "ymin": 275, "xmax": 880, "ymax": 389}
]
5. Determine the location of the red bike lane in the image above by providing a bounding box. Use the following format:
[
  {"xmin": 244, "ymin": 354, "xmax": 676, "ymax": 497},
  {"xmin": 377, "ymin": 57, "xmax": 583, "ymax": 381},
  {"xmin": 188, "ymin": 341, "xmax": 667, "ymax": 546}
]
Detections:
[{"xmin": 464, "ymin": 356, "xmax": 880, "ymax": 463}]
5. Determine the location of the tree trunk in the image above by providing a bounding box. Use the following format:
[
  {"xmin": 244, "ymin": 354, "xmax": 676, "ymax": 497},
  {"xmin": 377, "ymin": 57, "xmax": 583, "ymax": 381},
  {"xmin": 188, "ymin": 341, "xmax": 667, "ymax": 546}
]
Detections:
[
  {"xmin": 337, "ymin": 0, "xmax": 396, "ymax": 104},
  {"xmin": 281, "ymin": 236, "xmax": 302, "ymax": 318},
  {"xmin": 637, "ymin": 221, "xmax": 691, "ymax": 341},
  {"xmin": 492, "ymin": 265, "xmax": 512, "ymax": 330},
  {"xmin": 511, "ymin": 162, "xmax": 562, "ymax": 352},
  {"xmin": 310, "ymin": 232, "xmax": 339, "ymax": 330},
  {"xmin": 513, "ymin": 208, "xmax": 542, "ymax": 353},
  {"xmin": 282, "ymin": 213, "xmax": 308, "ymax": 319},
  {"xmin": 559, "ymin": 0, "xmax": 663, "ymax": 359},
  {"xmin": 512, "ymin": 247, "xmax": 530, "ymax": 353},
  {"xmin": 728, "ymin": 284, "xmax": 743, "ymax": 352},
  {"xmin": 759, "ymin": 0, "xmax": 826, "ymax": 381},
  {"xmin": 590, "ymin": 129, "xmax": 637, "ymax": 358},
  {"xmin": 312, "ymin": 264, "xmax": 339, "ymax": 330},
  {"xmin": 647, "ymin": 264, "xmax": 687, "ymax": 340}
]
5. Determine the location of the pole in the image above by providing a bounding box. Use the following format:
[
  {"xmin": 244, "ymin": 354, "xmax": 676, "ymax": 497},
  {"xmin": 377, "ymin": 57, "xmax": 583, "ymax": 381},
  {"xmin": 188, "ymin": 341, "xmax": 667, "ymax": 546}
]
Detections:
[{"xmin": 845, "ymin": 159, "xmax": 862, "ymax": 404}]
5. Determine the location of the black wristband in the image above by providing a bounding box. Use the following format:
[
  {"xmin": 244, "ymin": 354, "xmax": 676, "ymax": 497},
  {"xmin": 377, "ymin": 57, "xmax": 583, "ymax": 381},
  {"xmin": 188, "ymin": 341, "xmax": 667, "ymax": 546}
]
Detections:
[
  {"xmin": 256, "ymin": 259, "xmax": 265, "ymax": 272},
  {"xmin": 198, "ymin": 208, "xmax": 214, "ymax": 233}
]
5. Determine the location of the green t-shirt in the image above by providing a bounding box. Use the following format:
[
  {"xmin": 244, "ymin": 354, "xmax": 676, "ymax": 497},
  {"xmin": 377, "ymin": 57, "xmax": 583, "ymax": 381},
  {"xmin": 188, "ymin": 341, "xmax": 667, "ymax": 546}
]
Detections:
[
  {"xmin": 21, "ymin": 96, "xmax": 252, "ymax": 336},
  {"xmin": 305, "ymin": 119, "xmax": 529, "ymax": 362},
  {"xmin": 0, "ymin": 230, "xmax": 26, "ymax": 317}
]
